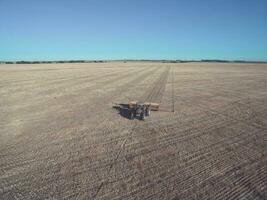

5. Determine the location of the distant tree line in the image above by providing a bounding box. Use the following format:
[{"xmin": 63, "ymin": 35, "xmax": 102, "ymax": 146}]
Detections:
[
  {"xmin": 0, "ymin": 60, "xmax": 266, "ymax": 64},
  {"xmin": 0, "ymin": 60, "xmax": 107, "ymax": 64}
]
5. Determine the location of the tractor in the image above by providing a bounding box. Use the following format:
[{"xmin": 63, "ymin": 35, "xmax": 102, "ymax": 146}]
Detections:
[{"xmin": 129, "ymin": 101, "xmax": 159, "ymax": 120}]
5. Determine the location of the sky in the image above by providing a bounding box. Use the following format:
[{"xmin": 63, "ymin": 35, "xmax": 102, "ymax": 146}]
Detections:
[{"xmin": 0, "ymin": 0, "xmax": 267, "ymax": 61}]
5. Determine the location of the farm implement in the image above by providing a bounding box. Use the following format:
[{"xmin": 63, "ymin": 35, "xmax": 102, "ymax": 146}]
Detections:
[{"xmin": 128, "ymin": 101, "xmax": 159, "ymax": 120}]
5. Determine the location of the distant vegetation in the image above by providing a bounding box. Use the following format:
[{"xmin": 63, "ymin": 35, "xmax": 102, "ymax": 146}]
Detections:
[
  {"xmin": 0, "ymin": 60, "xmax": 107, "ymax": 64},
  {"xmin": 0, "ymin": 59, "xmax": 266, "ymax": 64}
]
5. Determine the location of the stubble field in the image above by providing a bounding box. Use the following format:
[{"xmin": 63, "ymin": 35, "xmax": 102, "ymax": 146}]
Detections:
[{"xmin": 0, "ymin": 61, "xmax": 266, "ymax": 199}]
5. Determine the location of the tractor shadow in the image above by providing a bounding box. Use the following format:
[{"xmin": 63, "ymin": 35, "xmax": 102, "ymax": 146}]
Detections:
[{"xmin": 113, "ymin": 103, "xmax": 132, "ymax": 120}]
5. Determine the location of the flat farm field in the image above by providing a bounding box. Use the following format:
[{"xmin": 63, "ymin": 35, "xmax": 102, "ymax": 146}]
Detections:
[{"xmin": 0, "ymin": 62, "xmax": 266, "ymax": 199}]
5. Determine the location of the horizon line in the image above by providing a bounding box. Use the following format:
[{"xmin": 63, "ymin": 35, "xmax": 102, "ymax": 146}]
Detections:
[{"xmin": 1, "ymin": 59, "xmax": 267, "ymax": 64}]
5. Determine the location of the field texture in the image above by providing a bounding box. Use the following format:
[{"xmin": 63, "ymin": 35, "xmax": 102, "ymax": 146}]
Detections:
[{"xmin": 0, "ymin": 62, "xmax": 266, "ymax": 199}]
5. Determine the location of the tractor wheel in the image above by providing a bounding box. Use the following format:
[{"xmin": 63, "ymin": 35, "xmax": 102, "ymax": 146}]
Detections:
[
  {"xmin": 130, "ymin": 110, "xmax": 134, "ymax": 120},
  {"xmin": 140, "ymin": 112, "xmax": 145, "ymax": 120},
  {"xmin": 146, "ymin": 107, "xmax": 151, "ymax": 116}
]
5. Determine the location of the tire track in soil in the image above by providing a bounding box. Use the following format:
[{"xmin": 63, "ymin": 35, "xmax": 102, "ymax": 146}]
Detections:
[
  {"xmin": 0, "ymin": 66, "xmax": 166, "ymax": 198},
  {"xmin": 4, "ymin": 97, "xmax": 264, "ymax": 198},
  {"xmin": 0, "ymin": 66, "xmax": 160, "ymax": 154},
  {"xmin": 87, "ymin": 128, "xmax": 266, "ymax": 199},
  {"xmin": 22, "ymin": 95, "xmax": 255, "ymax": 181},
  {"xmin": 141, "ymin": 66, "xmax": 171, "ymax": 103},
  {"xmin": 91, "ymin": 96, "xmax": 266, "ymax": 199},
  {"xmin": 123, "ymin": 99, "xmax": 267, "ymax": 156},
  {"xmin": 133, "ymin": 120, "xmax": 264, "ymax": 188},
  {"xmin": 0, "ymin": 67, "xmax": 164, "ymax": 199},
  {"xmin": 4, "ymin": 67, "xmax": 146, "ymax": 98},
  {"xmin": 1, "ymin": 67, "xmax": 147, "ymax": 101},
  {"xmin": 75, "ymin": 67, "xmax": 262, "ymax": 198},
  {"xmin": 0, "ymin": 107, "xmax": 196, "ymax": 177},
  {"xmin": 173, "ymin": 156, "xmax": 267, "ymax": 200},
  {"xmin": 1, "ymin": 63, "xmax": 266, "ymax": 199},
  {"xmin": 109, "ymin": 129, "xmax": 266, "ymax": 200},
  {"xmin": 17, "ymin": 94, "xmax": 263, "ymax": 175},
  {"xmin": 16, "ymin": 111, "xmax": 220, "ymax": 178},
  {"xmin": 1, "ymin": 64, "xmax": 267, "ymax": 199},
  {"xmin": 90, "ymin": 122, "xmax": 138, "ymax": 199},
  {"xmin": 217, "ymin": 167, "xmax": 267, "ymax": 200},
  {"xmin": 91, "ymin": 66, "xmax": 171, "ymax": 199}
]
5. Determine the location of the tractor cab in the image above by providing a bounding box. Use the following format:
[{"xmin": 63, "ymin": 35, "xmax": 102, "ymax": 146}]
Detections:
[{"xmin": 128, "ymin": 101, "xmax": 158, "ymax": 120}]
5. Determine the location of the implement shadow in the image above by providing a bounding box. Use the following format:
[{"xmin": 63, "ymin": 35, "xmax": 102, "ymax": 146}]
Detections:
[{"xmin": 113, "ymin": 103, "xmax": 132, "ymax": 120}]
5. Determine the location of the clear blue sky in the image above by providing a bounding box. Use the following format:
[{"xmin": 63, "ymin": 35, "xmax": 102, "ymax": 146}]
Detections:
[{"xmin": 0, "ymin": 0, "xmax": 267, "ymax": 61}]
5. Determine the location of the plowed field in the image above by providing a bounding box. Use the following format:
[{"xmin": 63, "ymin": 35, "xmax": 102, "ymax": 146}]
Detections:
[{"xmin": 0, "ymin": 62, "xmax": 266, "ymax": 199}]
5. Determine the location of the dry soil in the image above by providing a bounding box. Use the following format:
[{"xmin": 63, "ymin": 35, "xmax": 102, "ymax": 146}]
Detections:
[{"xmin": 0, "ymin": 62, "xmax": 266, "ymax": 199}]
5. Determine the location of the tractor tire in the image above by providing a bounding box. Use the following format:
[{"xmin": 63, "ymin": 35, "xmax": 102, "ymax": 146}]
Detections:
[
  {"xmin": 130, "ymin": 110, "xmax": 134, "ymax": 120},
  {"xmin": 146, "ymin": 107, "xmax": 151, "ymax": 116},
  {"xmin": 140, "ymin": 112, "xmax": 145, "ymax": 120}
]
